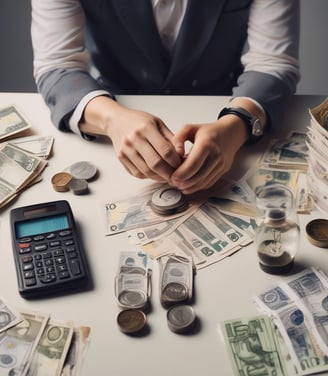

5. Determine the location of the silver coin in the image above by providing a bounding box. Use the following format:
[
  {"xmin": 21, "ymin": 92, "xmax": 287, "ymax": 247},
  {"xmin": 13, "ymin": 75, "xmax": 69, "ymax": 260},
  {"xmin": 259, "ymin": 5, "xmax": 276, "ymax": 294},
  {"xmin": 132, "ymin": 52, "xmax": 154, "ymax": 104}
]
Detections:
[
  {"xmin": 66, "ymin": 161, "xmax": 98, "ymax": 181},
  {"xmin": 68, "ymin": 178, "xmax": 89, "ymax": 195},
  {"xmin": 162, "ymin": 282, "xmax": 188, "ymax": 302},
  {"xmin": 167, "ymin": 305, "xmax": 196, "ymax": 334},
  {"xmin": 118, "ymin": 290, "xmax": 147, "ymax": 309},
  {"xmin": 151, "ymin": 187, "xmax": 184, "ymax": 208}
]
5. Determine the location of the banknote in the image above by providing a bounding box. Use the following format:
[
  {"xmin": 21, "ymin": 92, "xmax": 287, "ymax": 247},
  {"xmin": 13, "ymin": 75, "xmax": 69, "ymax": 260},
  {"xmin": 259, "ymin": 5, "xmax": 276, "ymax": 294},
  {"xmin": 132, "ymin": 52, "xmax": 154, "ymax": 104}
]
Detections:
[
  {"xmin": 26, "ymin": 319, "xmax": 74, "ymax": 376},
  {"xmin": 9, "ymin": 135, "xmax": 54, "ymax": 158},
  {"xmin": 286, "ymin": 268, "xmax": 328, "ymax": 354},
  {"xmin": 0, "ymin": 298, "xmax": 22, "ymax": 333},
  {"xmin": 141, "ymin": 203, "xmax": 251, "ymax": 269},
  {"xmin": 0, "ymin": 310, "xmax": 50, "ymax": 376},
  {"xmin": 310, "ymin": 97, "xmax": 328, "ymax": 131},
  {"xmin": 254, "ymin": 269, "xmax": 328, "ymax": 375},
  {"xmin": 61, "ymin": 326, "xmax": 91, "ymax": 376},
  {"xmin": 0, "ymin": 105, "xmax": 31, "ymax": 140},
  {"xmin": 244, "ymin": 167, "xmax": 299, "ymax": 196},
  {"xmin": 105, "ymin": 183, "xmax": 200, "ymax": 235},
  {"xmin": 220, "ymin": 315, "xmax": 292, "ymax": 376},
  {"xmin": 258, "ymin": 131, "xmax": 308, "ymax": 170}
]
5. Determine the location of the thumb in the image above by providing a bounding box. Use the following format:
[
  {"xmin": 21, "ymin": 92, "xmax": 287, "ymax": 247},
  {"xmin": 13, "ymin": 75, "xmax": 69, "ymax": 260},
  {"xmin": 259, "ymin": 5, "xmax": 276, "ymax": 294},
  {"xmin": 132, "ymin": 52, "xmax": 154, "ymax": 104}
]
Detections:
[{"xmin": 172, "ymin": 124, "xmax": 197, "ymax": 156}]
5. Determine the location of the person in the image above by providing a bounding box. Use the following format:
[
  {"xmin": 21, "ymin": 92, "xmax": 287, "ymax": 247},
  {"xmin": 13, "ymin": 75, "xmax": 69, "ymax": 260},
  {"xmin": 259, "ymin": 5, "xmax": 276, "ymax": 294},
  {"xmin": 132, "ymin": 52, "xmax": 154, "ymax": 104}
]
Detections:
[{"xmin": 31, "ymin": 0, "xmax": 300, "ymax": 194}]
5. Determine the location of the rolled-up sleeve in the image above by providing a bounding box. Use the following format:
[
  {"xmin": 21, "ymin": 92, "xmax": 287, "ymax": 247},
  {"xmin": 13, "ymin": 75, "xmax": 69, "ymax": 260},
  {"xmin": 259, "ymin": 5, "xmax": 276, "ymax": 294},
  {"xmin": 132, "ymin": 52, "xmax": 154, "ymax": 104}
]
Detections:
[{"xmin": 233, "ymin": 0, "xmax": 300, "ymax": 126}]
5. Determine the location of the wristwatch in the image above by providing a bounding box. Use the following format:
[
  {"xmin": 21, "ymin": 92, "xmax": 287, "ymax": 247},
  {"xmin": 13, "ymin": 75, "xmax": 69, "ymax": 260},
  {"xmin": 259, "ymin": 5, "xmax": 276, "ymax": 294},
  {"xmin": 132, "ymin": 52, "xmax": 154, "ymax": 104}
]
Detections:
[{"xmin": 218, "ymin": 106, "xmax": 264, "ymax": 144}]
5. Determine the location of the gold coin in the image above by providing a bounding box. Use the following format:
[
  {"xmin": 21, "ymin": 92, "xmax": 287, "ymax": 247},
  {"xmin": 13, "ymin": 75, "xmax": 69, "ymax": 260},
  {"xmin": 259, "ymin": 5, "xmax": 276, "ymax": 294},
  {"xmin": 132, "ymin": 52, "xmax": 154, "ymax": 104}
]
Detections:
[
  {"xmin": 306, "ymin": 219, "xmax": 328, "ymax": 248},
  {"xmin": 117, "ymin": 309, "xmax": 146, "ymax": 334},
  {"xmin": 51, "ymin": 172, "xmax": 73, "ymax": 192}
]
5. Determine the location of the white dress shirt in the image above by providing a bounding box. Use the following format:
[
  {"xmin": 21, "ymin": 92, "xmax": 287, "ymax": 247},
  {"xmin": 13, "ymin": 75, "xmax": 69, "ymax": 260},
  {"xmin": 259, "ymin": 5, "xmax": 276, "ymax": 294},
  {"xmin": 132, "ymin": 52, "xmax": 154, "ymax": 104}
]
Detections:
[{"xmin": 31, "ymin": 0, "xmax": 299, "ymax": 134}]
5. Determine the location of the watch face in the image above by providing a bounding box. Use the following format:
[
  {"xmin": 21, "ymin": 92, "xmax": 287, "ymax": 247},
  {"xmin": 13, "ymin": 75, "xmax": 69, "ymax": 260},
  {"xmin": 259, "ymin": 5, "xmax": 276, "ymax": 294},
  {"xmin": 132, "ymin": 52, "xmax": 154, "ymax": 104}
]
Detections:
[{"xmin": 252, "ymin": 118, "xmax": 263, "ymax": 137}]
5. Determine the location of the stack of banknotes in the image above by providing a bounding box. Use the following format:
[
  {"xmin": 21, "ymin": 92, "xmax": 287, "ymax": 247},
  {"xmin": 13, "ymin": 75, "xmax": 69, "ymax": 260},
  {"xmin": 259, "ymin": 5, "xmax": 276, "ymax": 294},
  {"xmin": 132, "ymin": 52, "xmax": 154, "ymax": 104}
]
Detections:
[
  {"xmin": 220, "ymin": 267, "xmax": 328, "ymax": 376},
  {"xmin": 307, "ymin": 98, "xmax": 328, "ymax": 213},
  {"xmin": 0, "ymin": 298, "xmax": 90, "ymax": 376},
  {"xmin": 0, "ymin": 104, "xmax": 54, "ymax": 208}
]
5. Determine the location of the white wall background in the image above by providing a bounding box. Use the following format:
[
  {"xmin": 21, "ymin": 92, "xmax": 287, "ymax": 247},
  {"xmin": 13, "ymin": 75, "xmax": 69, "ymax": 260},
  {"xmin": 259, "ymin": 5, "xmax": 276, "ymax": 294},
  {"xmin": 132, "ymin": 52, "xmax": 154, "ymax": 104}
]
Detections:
[{"xmin": 0, "ymin": 0, "xmax": 327, "ymax": 94}]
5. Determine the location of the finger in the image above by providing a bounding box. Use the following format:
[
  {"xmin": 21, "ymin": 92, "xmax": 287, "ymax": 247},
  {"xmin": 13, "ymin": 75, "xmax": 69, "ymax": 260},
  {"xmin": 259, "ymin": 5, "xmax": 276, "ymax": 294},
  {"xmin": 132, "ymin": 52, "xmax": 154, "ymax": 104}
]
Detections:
[
  {"xmin": 172, "ymin": 124, "xmax": 198, "ymax": 156},
  {"xmin": 119, "ymin": 145, "xmax": 167, "ymax": 181},
  {"xmin": 147, "ymin": 120, "xmax": 182, "ymax": 168}
]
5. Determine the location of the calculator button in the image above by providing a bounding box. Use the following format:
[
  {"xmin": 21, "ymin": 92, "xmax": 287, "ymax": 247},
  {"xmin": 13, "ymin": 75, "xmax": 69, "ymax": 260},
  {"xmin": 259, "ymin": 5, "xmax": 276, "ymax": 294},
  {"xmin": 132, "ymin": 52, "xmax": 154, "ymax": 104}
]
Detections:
[
  {"xmin": 34, "ymin": 254, "xmax": 42, "ymax": 260},
  {"xmin": 66, "ymin": 246, "xmax": 76, "ymax": 253},
  {"xmin": 22, "ymin": 255, "xmax": 33, "ymax": 263},
  {"xmin": 23, "ymin": 263, "xmax": 34, "ymax": 271},
  {"xmin": 45, "ymin": 259, "xmax": 54, "ymax": 266},
  {"xmin": 58, "ymin": 271, "xmax": 70, "ymax": 279},
  {"xmin": 50, "ymin": 241, "xmax": 61, "ymax": 247},
  {"xmin": 19, "ymin": 242, "xmax": 31, "ymax": 249},
  {"xmin": 67, "ymin": 252, "xmax": 78, "ymax": 259},
  {"xmin": 34, "ymin": 244, "xmax": 48, "ymax": 252},
  {"xmin": 39, "ymin": 274, "xmax": 57, "ymax": 284},
  {"xmin": 19, "ymin": 247, "xmax": 31, "ymax": 254},
  {"xmin": 46, "ymin": 233, "xmax": 56, "ymax": 239},
  {"xmin": 36, "ymin": 268, "xmax": 45, "ymax": 275},
  {"xmin": 69, "ymin": 259, "xmax": 81, "ymax": 276},
  {"xmin": 19, "ymin": 237, "xmax": 32, "ymax": 243},
  {"xmin": 64, "ymin": 239, "xmax": 74, "ymax": 246},
  {"xmin": 53, "ymin": 249, "xmax": 64, "ymax": 256},
  {"xmin": 33, "ymin": 235, "xmax": 45, "ymax": 241},
  {"xmin": 57, "ymin": 265, "xmax": 68, "ymax": 272},
  {"xmin": 25, "ymin": 278, "xmax": 37, "ymax": 286},
  {"xmin": 43, "ymin": 252, "xmax": 52, "ymax": 259},
  {"xmin": 35, "ymin": 261, "xmax": 43, "ymax": 268},
  {"xmin": 46, "ymin": 266, "xmax": 55, "ymax": 273},
  {"xmin": 59, "ymin": 230, "xmax": 72, "ymax": 237},
  {"xmin": 24, "ymin": 270, "xmax": 35, "ymax": 278},
  {"xmin": 55, "ymin": 257, "xmax": 66, "ymax": 264}
]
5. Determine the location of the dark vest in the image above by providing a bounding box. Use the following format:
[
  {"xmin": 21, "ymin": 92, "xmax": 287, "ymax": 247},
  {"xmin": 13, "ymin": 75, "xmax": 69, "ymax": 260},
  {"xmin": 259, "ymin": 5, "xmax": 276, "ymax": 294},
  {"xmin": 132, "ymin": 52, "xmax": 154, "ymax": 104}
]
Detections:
[{"xmin": 80, "ymin": 0, "xmax": 251, "ymax": 95}]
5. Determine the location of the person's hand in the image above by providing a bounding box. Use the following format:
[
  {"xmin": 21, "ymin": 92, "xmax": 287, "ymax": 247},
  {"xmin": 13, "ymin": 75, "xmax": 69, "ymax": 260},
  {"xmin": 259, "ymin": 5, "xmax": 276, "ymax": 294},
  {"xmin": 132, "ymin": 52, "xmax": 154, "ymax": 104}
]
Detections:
[
  {"xmin": 169, "ymin": 116, "xmax": 248, "ymax": 194},
  {"xmin": 81, "ymin": 96, "xmax": 182, "ymax": 182}
]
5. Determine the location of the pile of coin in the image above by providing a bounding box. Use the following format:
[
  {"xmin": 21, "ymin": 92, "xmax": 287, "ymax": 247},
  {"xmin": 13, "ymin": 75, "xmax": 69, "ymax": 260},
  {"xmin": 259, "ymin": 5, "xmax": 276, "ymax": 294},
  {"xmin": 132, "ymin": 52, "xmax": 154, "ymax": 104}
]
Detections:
[
  {"xmin": 306, "ymin": 219, "xmax": 328, "ymax": 248},
  {"xmin": 117, "ymin": 309, "xmax": 147, "ymax": 334},
  {"xmin": 51, "ymin": 161, "xmax": 98, "ymax": 195},
  {"xmin": 150, "ymin": 187, "xmax": 188, "ymax": 215},
  {"xmin": 167, "ymin": 304, "xmax": 196, "ymax": 334}
]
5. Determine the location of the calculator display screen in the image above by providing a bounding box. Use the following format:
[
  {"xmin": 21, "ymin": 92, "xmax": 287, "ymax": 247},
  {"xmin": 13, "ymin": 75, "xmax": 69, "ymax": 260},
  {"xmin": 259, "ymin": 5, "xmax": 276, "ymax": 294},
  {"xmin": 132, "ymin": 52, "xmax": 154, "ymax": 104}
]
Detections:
[{"xmin": 16, "ymin": 214, "xmax": 69, "ymax": 238}]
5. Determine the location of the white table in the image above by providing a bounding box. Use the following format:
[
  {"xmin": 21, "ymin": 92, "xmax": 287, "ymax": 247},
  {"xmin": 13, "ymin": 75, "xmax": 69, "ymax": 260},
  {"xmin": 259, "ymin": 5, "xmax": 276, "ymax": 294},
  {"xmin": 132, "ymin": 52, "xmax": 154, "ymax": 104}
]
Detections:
[{"xmin": 0, "ymin": 93, "xmax": 327, "ymax": 376}]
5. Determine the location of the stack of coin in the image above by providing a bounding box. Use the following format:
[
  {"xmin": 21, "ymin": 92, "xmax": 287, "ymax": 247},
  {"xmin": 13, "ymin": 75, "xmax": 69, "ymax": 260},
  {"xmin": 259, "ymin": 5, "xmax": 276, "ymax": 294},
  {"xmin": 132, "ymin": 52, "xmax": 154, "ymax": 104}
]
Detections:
[
  {"xmin": 117, "ymin": 309, "xmax": 147, "ymax": 334},
  {"xmin": 65, "ymin": 161, "xmax": 98, "ymax": 181},
  {"xmin": 51, "ymin": 172, "xmax": 72, "ymax": 192},
  {"xmin": 51, "ymin": 161, "xmax": 98, "ymax": 195},
  {"xmin": 150, "ymin": 187, "xmax": 188, "ymax": 215},
  {"xmin": 306, "ymin": 219, "xmax": 328, "ymax": 248},
  {"xmin": 167, "ymin": 304, "xmax": 196, "ymax": 334}
]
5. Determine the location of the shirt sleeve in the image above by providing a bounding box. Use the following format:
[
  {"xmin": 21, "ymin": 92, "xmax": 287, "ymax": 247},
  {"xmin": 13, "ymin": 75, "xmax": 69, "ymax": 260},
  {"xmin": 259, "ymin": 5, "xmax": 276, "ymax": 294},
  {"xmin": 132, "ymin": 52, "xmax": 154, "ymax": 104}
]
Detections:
[
  {"xmin": 31, "ymin": 0, "xmax": 109, "ymax": 132},
  {"xmin": 233, "ymin": 0, "xmax": 300, "ymax": 127}
]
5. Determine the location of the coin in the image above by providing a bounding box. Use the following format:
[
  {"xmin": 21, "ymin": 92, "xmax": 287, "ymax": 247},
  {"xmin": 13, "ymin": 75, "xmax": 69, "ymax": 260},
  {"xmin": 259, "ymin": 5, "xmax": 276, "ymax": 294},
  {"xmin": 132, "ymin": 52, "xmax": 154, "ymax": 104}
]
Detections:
[
  {"xmin": 118, "ymin": 290, "xmax": 148, "ymax": 309},
  {"xmin": 162, "ymin": 282, "xmax": 189, "ymax": 305},
  {"xmin": 306, "ymin": 219, "xmax": 328, "ymax": 248},
  {"xmin": 51, "ymin": 172, "xmax": 72, "ymax": 192},
  {"xmin": 117, "ymin": 309, "xmax": 147, "ymax": 334},
  {"xmin": 68, "ymin": 178, "xmax": 89, "ymax": 195},
  {"xmin": 151, "ymin": 187, "xmax": 188, "ymax": 215},
  {"xmin": 167, "ymin": 304, "xmax": 196, "ymax": 334},
  {"xmin": 66, "ymin": 161, "xmax": 98, "ymax": 181}
]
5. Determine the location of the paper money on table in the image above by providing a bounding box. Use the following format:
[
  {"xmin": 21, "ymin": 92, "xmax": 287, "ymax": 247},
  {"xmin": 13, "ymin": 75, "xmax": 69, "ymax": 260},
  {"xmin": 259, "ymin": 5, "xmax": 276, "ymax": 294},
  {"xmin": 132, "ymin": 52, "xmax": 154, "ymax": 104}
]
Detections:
[
  {"xmin": 61, "ymin": 326, "xmax": 91, "ymax": 376},
  {"xmin": 0, "ymin": 297, "xmax": 22, "ymax": 333},
  {"xmin": 8, "ymin": 135, "xmax": 54, "ymax": 159},
  {"xmin": 26, "ymin": 319, "xmax": 74, "ymax": 376},
  {"xmin": 306, "ymin": 98, "xmax": 328, "ymax": 214},
  {"xmin": 0, "ymin": 310, "xmax": 50, "ymax": 376},
  {"xmin": 105, "ymin": 183, "xmax": 200, "ymax": 235},
  {"xmin": 219, "ymin": 315, "xmax": 296, "ymax": 376},
  {"xmin": 0, "ymin": 105, "xmax": 31, "ymax": 140},
  {"xmin": 254, "ymin": 267, "xmax": 328, "ymax": 375},
  {"xmin": 258, "ymin": 131, "xmax": 308, "ymax": 171},
  {"xmin": 0, "ymin": 143, "xmax": 48, "ymax": 208},
  {"xmin": 141, "ymin": 202, "xmax": 252, "ymax": 269}
]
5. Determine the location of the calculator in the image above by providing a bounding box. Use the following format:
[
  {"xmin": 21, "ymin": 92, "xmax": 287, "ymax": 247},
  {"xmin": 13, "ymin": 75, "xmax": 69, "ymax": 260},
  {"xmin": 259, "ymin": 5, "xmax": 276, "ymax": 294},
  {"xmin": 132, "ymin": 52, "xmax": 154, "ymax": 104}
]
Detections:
[{"xmin": 10, "ymin": 200, "xmax": 89, "ymax": 298}]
